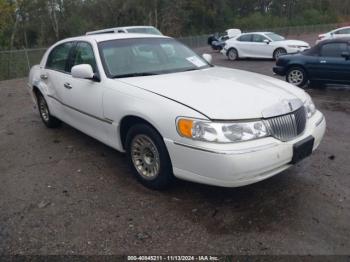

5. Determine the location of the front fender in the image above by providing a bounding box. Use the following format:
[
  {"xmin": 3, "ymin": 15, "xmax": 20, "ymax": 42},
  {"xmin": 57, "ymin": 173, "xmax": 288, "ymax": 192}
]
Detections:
[{"xmin": 102, "ymin": 83, "xmax": 207, "ymax": 151}]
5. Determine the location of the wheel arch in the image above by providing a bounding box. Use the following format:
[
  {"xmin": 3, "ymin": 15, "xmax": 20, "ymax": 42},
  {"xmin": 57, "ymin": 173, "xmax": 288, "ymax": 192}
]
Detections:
[
  {"xmin": 226, "ymin": 46, "xmax": 239, "ymax": 57},
  {"xmin": 274, "ymin": 47, "xmax": 287, "ymax": 53},
  {"xmin": 286, "ymin": 63, "xmax": 308, "ymax": 76},
  {"xmin": 119, "ymin": 115, "xmax": 164, "ymax": 150}
]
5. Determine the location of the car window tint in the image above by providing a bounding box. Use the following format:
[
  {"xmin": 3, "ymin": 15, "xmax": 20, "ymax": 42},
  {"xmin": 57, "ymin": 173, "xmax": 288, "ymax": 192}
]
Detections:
[
  {"xmin": 321, "ymin": 43, "xmax": 348, "ymax": 57},
  {"xmin": 335, "ymin": 28, "xmax": 350, "ymax": 34},
  {"xmin": 46, "ymin": 42, "xmax": 74, "ymax": 72},
  {"xmin": 72, "ymin": 42, "xmax": 97, "ymax": 72},
  {"xmin": 237, "ymin": 34, "xmax": 252, "ymax": 42},
  {"xmin": 252, "ymin": 34, "xmax": 267, "ymax": 43}
]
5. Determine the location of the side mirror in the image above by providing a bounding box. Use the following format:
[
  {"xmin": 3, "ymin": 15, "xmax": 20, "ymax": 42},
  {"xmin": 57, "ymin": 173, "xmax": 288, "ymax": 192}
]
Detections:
[
  {"xmin": 341, "ymin": 51, "xmax": 350, "ymax": 60},
  {"xmin": 71, "ymin": 64, "xmax": 95, "ymax": 80},
  {"xmin": 263, "ymin": 39, "xmax": 271, "ymax": 44},
  {"xmin": 202, "ymin": 53, "xmax": 213, "ymax": 64}
]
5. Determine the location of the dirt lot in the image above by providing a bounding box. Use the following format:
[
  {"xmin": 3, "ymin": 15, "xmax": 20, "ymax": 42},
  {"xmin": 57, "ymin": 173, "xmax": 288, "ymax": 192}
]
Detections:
[{"xmin": 1, "ymin": 34, "xmax": 350, "ymax": 255}]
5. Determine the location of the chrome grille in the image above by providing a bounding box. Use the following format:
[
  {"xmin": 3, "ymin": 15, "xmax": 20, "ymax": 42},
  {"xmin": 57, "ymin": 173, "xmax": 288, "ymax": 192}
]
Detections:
[{"xmin": 265, "ymin": 106, "xmax": 306, "ymax": 142}]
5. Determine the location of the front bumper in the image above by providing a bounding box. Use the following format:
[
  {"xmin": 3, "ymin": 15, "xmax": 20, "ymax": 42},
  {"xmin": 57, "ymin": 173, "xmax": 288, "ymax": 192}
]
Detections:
[
  {"xmin": 286, "ymin": 46, "xmax": 310, "ymax": 54},
  {"xmin": 273, "ymin": 66, "xmax": 286, "ymax": 76},
  {"xmin": 220, "ymin": 48, "xmax": 228, "ymax": 56},
  {"xmin": 165, "ymin": 111, "xmax": 326, "ymax": 187}
]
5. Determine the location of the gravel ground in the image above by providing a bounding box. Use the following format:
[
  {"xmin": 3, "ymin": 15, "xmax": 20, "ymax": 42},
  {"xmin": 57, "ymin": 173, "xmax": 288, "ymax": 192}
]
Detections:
[{"xmin": 0, "ymin": 33, "xmax": 350, "ymax": 255}]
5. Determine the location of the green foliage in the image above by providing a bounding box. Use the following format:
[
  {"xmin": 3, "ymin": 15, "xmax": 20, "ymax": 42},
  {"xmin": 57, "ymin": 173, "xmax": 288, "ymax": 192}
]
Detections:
[{"xmin": 0, "ymin": 0, "xmax": 349, "ymax": 49}]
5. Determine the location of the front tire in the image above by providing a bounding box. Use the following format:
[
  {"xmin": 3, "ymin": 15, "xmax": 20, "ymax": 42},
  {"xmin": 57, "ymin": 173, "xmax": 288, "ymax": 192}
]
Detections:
[
  {"xmin": 37, "ymin": 92, "xmax": 61, "ymax": 128},
  {"xmin": 227, "ymin": 48, "xmax": 238, "ymax": 61},
  {"xmin": 273, "ymin": 48, "xmax": 287, "ymax": 60},
  {"xmin": 286, "ymin": 66, "xmax": 308, "ymax": 87},
  {"xmin": 125, "ymin": 124, "xmax": 175, "ymax": 190}
]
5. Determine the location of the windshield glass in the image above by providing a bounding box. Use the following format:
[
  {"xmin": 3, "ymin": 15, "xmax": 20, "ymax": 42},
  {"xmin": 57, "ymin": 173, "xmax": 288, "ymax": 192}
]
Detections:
[
  {"xmin": 266, "ymin": 33, "xmax": 285, "ymax": 41},
  {"xmin": 126, "ymin": 27, "xmax": 162, "ymax": 36},
  {"xmin": 98, "ymin": 38, "xmax": 210, "ymax": 78}
]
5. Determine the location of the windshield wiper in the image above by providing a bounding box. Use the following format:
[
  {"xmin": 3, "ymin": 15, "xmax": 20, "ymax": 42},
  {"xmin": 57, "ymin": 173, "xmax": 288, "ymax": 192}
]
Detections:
[{"xmin": 112, "ymin": 72, "xmax": 159, "ymax": 79}]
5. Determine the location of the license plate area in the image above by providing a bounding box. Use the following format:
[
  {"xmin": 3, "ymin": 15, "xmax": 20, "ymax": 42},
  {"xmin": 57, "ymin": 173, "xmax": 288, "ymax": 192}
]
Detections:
[{"xmin": 291, "ymin": 136, "xmax": 315, "ymax": 164}]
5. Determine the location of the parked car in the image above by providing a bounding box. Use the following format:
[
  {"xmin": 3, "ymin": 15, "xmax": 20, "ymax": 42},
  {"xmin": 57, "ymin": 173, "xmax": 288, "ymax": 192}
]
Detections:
[
  {"xmin": 274, "ymin": 38, "xmax": 350, "ymax": 87},
  {"xmin": 222, "ymin": 32, "xmax": 310, "ymax": 60},
  {"xmin": 28, "ymin": 33, "xmax": 325, "ymax": 190},
  {"xmin": 316, "ymin": 26, "xmax": 350, "ymax": 44},
  {"xmin": 86, "ymin": 26, "xmax": 162, "ymax": 36},
  {"xmin": 208, "ymin": 29, "xmax": 241, "ymax": 51}
]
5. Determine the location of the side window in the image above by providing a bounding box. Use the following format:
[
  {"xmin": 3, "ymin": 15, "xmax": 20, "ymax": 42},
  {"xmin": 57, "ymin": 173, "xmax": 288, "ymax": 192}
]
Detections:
[
  {"xmin": 237, "ymin": 34, "xmax": 252, "ymax": 42},
  {"xmin": 320, "ymin": 43, "xmax": 348, "ymax": 57},
  {"xmin": 252, "ymin": 34, "xmax": 267, "ymax": 43},
  {"xmin": 46, "ymin": 42, "xmax": 74, "ymax": 72},
  {"xmin": 335, "ymin": 28, "xmax": 350, "ymax": 34},
  {"xmin": 72, "ymin": 42, "xmax": 97, "ymax": 73}
]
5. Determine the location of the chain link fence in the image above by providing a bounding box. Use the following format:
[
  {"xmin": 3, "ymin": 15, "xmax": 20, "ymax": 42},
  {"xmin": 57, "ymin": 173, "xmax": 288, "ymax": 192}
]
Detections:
[
  {"xmin": 0, "ymin": 23, "xmax": 347, "ymax": 81},
  {"xmin": 0, "ymin": 48, "xmax": 46, "ymax": 81}
]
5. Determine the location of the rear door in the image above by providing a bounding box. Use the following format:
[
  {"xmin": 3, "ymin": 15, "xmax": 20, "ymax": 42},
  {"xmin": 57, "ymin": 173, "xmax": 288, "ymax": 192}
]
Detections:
[
  {"xmin": 235, "ymin": 34, "xmax": 253, "ymax": 57},
  {"xmin": 43, "ymin": 41, "xmax": 75, "ymax": 119}
]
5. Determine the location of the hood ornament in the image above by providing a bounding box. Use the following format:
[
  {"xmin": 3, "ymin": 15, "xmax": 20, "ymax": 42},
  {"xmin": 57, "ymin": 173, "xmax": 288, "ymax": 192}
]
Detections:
[{"xmin": 262, "ymin": 98, "xmax": 303, "ymax": 118}]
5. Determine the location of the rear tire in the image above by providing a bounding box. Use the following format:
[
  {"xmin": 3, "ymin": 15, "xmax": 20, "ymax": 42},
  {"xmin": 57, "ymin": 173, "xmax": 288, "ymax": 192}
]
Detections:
[
  {"xmin": 286, "ymin": 66, "xmax": 308, "ymax": 88},
  {"xmin": 227, "ymin": 48, "xmax": 238, "ymax": 61},
  {"xmin": 125, "ymin": 124, "xmax": 175, "ymax": 190},
  {"xmin": 37, "ymin": 92, "xmax": 61, "ymax": 128}
]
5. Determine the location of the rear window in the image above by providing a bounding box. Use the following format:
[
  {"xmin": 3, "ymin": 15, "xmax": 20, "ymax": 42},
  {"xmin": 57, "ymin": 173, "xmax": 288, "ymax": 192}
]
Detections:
[{"xmin": 320, "ymin": 43, "xmax": 348, "ymax": 57}]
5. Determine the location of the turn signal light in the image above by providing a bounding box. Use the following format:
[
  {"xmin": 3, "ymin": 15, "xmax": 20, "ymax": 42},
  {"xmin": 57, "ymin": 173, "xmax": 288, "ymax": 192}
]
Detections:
[{"xmin": 177, "ymin": 119, "xmax": 193, "ymax": 138}]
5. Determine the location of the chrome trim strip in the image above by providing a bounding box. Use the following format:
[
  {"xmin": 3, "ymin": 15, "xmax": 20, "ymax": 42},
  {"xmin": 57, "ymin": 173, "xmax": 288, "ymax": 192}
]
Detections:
[
  {"xmin": 47, "ymin": 95, "xmax": 113, "ymax": 125},
  {"xmin": 315, "ymin": 115, "xmax": 325, "ymax": 127},
  {"xmin": 173, "ymin": 141, "xmax": 278, "ymax": 155}
]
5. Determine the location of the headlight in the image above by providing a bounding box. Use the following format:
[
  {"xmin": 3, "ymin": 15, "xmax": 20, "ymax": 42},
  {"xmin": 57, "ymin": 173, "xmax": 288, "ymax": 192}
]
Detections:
[
  {"xmin": 304, "ymin": 96, "xmax": 316, "ymax": 119},
  {"xmin": 177, "ymin": 118, "xmax": 269, "ymax": 143}
]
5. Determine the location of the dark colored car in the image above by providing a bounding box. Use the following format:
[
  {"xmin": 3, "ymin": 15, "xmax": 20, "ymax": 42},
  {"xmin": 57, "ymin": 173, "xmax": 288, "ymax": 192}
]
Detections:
[
  {"xmin": 273, "ymin": 38, "xmax": 350, "ymax": 87},
  {"xmin": 208, "ymin": 33, "xmax": 229, "ymax": 51}
]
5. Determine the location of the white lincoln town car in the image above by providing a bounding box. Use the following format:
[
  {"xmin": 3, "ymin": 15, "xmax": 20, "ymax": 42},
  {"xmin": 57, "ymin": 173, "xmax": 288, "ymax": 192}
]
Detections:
[{"xmin": 28, "ymin": 33, "xmax": 326, "ymax": 190}]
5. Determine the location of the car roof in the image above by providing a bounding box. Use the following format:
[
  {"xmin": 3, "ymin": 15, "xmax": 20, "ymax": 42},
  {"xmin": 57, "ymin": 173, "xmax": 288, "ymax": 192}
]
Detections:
[
  {"xmin": 59, "ymin": 33, "xmax": 169, "ymax": 44},
  {"xmin": 86, "ymin": 26, "xmax": 158, "ymax": 35},
  {"xmin": 242, "ymin": 32, "xmax": 272, "ymax": 35}
]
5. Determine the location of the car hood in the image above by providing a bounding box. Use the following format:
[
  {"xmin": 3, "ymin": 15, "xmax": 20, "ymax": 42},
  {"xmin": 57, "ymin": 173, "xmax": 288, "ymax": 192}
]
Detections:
[
  {"xmin": 118, "ymin": 67, "xmax": 308, "ymax": 120},
  {"xmin": 276, "ymin": 39, "xmax": 310, "ymax": 47}
]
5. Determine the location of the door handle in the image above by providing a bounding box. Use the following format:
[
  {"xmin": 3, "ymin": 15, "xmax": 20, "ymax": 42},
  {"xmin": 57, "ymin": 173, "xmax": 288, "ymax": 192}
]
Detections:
[
  {"xmin": 40, "ymin": 74, "xmax": 48, "ymax": 80},
  {"xmin": 320, "ymin": 60, "xmax": 327, "ymax": 63},
  {"xmin": 64, "ymin": 83, "xmax": 72, "ymax": 89}
]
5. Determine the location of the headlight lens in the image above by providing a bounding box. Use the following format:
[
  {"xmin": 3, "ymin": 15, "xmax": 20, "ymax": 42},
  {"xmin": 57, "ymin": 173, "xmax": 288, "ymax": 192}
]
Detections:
[
  {"xmin": 177, "ymin": 118, "xmax": 269, "ymax": 143},
  {"xmin": 304, "ymin": 96, "xmax": 316, "ymax": 118}
]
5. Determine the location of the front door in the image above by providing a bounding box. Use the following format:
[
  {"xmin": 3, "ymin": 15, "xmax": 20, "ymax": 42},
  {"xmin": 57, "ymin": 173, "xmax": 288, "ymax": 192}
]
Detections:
[
  {"xmin": 315, "ymin": 42, "xmax": 350, "ymax": 82},
  {"xmin": 249, "ymin": 34, "xmax": 275, "ymax": 58},
  {"xmin": 61, "ymin": 41, "xmax": 114, "ymax": 145}
]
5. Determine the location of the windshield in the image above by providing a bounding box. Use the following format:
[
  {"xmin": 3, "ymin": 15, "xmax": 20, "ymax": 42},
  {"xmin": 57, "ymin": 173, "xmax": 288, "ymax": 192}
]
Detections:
[
  {"xmin": 126, "ymin": 27, "xmax": 162, "ymax": 36},
  {"xmin": 265, "ymin": 33, "xmax": 285, "ymax": 41},
  {"xmin": 98, "ymin": 38, "xmax": 211, "ymax": 78}
]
